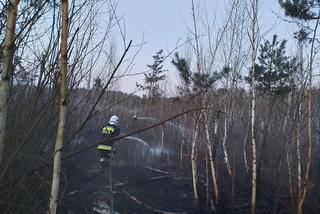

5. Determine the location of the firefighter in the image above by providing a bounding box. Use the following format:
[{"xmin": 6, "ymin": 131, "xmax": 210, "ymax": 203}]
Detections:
[{"xmin": 97, "ymin": 115, "xmax": 120, "ymax": 168}]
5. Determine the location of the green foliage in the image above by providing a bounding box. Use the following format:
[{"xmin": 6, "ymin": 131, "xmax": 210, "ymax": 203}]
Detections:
[
  {"xmin": 279, "ymin": 0, "xmax": 320, "ymax": 20},
  {"xmin": 279, "ymin": 0, "xmax": 318, "ymax": 43},
  {"xmin": 294, "ymin": 28, "xmax": 310, "ymax": 42},
  {"xmin": 192, "ymin": 71, "xmax": 222, "ymax": 92},
  {"xmin": 172, "ymin": 52, "xmax": 224, "ymax": 93},
  {"xmin": 93, "ymin": 77, "xmax": 103, "ymax": 90},
  {"xmin": 141, "ymin": 49, "xmax": 167, "ymax": 97},
  {"xmin": 220, "ymin": 65, "xmax": 242, "ymax": 84},
  {"xmin": 246, "ymin": 35, "xmax": 297, "ymax": 94},
  {"xmin": 171, "ymin": 52, "xmax": 191, "ymax": 93}
]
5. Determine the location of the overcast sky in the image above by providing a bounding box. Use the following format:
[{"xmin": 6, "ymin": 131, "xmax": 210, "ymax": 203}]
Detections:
[{"xmin": 108, "ymin": 0, "xmax": 297, "ymax": 96}]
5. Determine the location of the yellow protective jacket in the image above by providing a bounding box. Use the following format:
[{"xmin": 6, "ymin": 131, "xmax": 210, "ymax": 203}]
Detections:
[{"xmin": 97, "ymin": 123, "xmax": 120, "ymax": 151}]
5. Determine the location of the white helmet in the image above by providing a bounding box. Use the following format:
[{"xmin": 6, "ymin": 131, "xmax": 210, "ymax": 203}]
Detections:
[{"xmin": 109, "ymin": 115, "xmax": 119, "ymax": 125}]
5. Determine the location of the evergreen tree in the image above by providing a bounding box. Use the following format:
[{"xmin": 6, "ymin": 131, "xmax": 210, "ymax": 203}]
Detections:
[
  {"xmin": 279, "ymin": 0, "xmax": 320, "ymax": 20},
  {"xmin": 246, "ymin": 35, "xmax": 297, "ymax": 94},
  {"xmin": 93, "ymin": 77, "xmax": 103, "ymax": 90},
  {"xmin": 171, "ymin": 52, "xmax": 191, "ymax": 94},
  {"xmin": 172, "ymin": 52, "xmax": 224, "ymax": 94},
  {"xmin": 192, "ymin": 72, "xmax": 220, "ymax": 92},
  {"xmin": 142, "ymin": 49, "xmax": 166, "ymax": 98},
  {"xmin": 279, "ymin": 1, "xmax": 318, "ymax": 213}
]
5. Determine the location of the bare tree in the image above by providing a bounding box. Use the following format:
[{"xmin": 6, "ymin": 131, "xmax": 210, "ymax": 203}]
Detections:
[
  {"xmin": 48, "ymin": 0, "xmax": 68, "ymax": 213},
  {"xmin": 203, "ymin": 111, "xmax": 219, "ymax": 205},
  {"xmin": 0, "ymin": 0, "xmax": 20, "ymax": 163},
  {"xmin": 248, "ymin": 0, "xmax": 258, "ymax": 213},
  {"xmin": 297, "ymin": 11, "xmax": 319, "ymax": 214},
  {"xmin": 190, "ymin": 114, "xmax": 200, "ymax": 211},
  {"xmin": 190, "ymin": 1, "xmax": 202, "ymax": 211}
]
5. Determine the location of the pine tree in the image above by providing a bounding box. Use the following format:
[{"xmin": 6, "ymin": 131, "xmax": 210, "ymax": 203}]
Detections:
[
  {"xmin": 171, "ymin": 52, "xmax": 191, "ymax": 94},
  {"xmin": 143, "ymin": 49, "xmax": 166, "ymax": 98},
  {"xmin": 280, "ymin": 0, "xmax": 320, "ymax": 20},
  {"xmin": 246, "ymin": 35, "xmax": 297, "ymax": 94},
  {"xmin": 93, "ymin": 77, "xmax": 103, "ymax": 90},
  {"xmin": 172, "ymin": 52, "xmax": 224, "ymax": 94}
]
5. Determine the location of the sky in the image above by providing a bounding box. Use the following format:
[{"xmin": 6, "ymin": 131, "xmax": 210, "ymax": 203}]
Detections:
[{"xmin": 107, "ymin": 0, "xmax": 297, "ymax": 96}]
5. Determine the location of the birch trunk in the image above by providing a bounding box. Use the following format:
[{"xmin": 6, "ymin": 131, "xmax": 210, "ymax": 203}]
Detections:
[
  {"xmin": 160, "ymin": 124, "xmax": 164, "ymax": 149},
  {"xmin": 273, "ymin": 93, "xmax": 293, "ymax": 213},
  {"xmin": 287, "ymin": 144, "xmax": 293, "ymax": 204},
  {"xmin": 296, "ymin": 99, "xmax": 302, "ymax": 195},
  {"xmin": 243, "ymin": 121, "xmax": 250, "ymax": 173},
  {"xmin": 204, "ymin": 112, "xmax": 219, "ymax": 204},
  {"xmin": 297, "ymin": 13, "xmax": 318, "ymax": 214},
  {"xmin": 190, "ymin": 1, "xmax": 202, "ymax": 210},
  {"xmin": 48, "ymin": 0, "xmax": 68, "ymax": 213},
  {"xmin": 191, "ymin": 116, "xmax": 200, "ymax": 210},
  {"xmin": 250, "ymin": 68, "xmax": 257, "ymax": 214},
  {"xmin": 180, "ymin": 108, "xmax": 188, "ymax": 169},
  {"xmin": 250, "ymin": 1, "xmax": 258, "ymax": 213},
  {"xmin": 284, "ymin": 93, "xmax": 293, "ymax": 201},
  {"xmin": 205, "ymin": 153, "xmax": 209, "ymax": 210},
  {"xmin": 0, "ymin": 0, "xmax": 20, "ymax": 163},
  {"xmin": 297, "ymin": 11, "xmax": 319, "ymax": 214},
  {"xmin": 222, "ymin": 110, "xmax": 232, "ymax": 176},
  {"xmin": 295, "ymin": 30, "xmax": 303, "ymax": 199}
]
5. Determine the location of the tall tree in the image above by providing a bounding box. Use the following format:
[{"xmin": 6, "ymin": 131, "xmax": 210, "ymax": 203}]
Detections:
[
  {"xmin": 190, "ymin": 116, "xmax": 201, "ymax": 211},
  {"xmin": 298, "ymin": 20, "xmax": 318, "ymax": 214},
  {"xmin": 0, "ymin": 0, "xmax": 20, "ymax": 163},
  {"xmin": 248, "ymin": 0, "xmax": 258, "ymax": 213},
  {"xmin": 203, "ymin": 111, "xmax": 219, "ymax": 204},
  {"xmin": 48, "ymin": 0, "xmax": 68, "ymax": 213},
  {"xmin": 246, "ymin": 35, "xmax": 297, "ymax": 192},
  {"xmin": 143, "ymin": 49, "xmax": 166, "ymax": 98},
  {"xmin": 279, "ymin": 1, "xmax": 319, "ymax": 213}
]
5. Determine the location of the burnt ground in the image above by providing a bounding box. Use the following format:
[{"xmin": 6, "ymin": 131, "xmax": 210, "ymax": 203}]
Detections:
[{"xmin": 59, "ymin": 149, "xmax": 199, "ymax": 214}]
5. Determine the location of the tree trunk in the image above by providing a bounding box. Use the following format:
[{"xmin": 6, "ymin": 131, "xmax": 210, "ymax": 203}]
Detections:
[
  {"xmin": 297, "ymin": 12, "xmax": 319, "ymax": 213},
  {"xmin": 0, "ymin": 0, "xmax": 20, "ymax": 163},
  {"xmin": 295, "ymin": 31, "xmax": 303, "ymax": 200},
  {"xmin": 160, "ymin": 124, "xmax": 164, "ymax": 149},
  {"xmin": 222, "ymin": 110, "xmax": 232, "ymax": 176},
  {"xmin": 287, "ymin": 143, "xmax": 293, "ymax": 205},
  {"xmin": 250, "ymin": 1, "xmax": 258, "ymax": 213},
  {"xmin": 204, "ymin": 111, "xmax": 219, "ymax": 205},
  {"xmin": 285, "ymin": 93, "xmax": 293, "ymax": 203},
  {"xmin": 273, "ymin": 93, "xmax": 293, "ymax": 213},
  {"xmin": 243, "ymin": 121, "xmax": 250, "ymax": 173},
  {"xmin": 180, "ymin": 131, "xmax": 185, "ymax": 169},
  {"xmin": 179, "ymin": 112, "xmax": 187, "ymax": 169},
  {"xmin": 296, "ymin": 98, "xmax": 302, "ymax": 197},
  {"xmin": 48, "ymin": 0, "xmax": 68, "ymax": 213},
  {"xmin": 109, "ymin": 155, "xmax": 114, "ymax": 214},
  {"xmin": 191, "ymin": 116, "xmax": 200, "ymax": 211},
  {"xmin": 251, "ymin": 90, "xmax": 257, "ymax": 214},
  {"xmin": 205, "ymin": 153, "xmax": 209, "ymax": 211}
]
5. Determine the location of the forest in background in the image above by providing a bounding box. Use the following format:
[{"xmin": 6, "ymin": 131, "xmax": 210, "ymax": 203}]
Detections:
[{"xmin": 1, "ymin": 0, "xmax": 320, "ymax": 213}]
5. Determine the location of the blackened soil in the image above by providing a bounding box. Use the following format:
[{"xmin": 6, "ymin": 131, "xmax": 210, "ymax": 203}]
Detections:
[{"xmin": 59, "ymin": 150, "xmax": 196, "ymax": 214}]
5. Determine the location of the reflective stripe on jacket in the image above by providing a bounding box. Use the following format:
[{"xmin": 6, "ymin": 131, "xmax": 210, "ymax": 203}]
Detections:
[
  {"xmin": 102, "ymin": 126, "xmax": 115, "ymax": 134},
  {"xmin": 98, "ymin": 125, "xmax": 116, "ymax": 150},
  {"xmin": 97, "ymin": 145, "xmax": 112, "ymax": 150}
]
